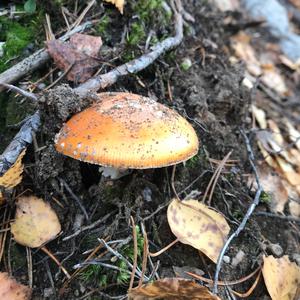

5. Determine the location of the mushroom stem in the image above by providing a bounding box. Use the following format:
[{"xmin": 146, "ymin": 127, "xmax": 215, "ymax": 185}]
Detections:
[{"xmin": 99, "ymin": 166, "xmax": 131, "ymax": 179}]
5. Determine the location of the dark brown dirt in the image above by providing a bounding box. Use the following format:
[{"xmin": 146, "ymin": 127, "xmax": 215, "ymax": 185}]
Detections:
[{"xmin": 1, "ymin": 1, "xmax": 299, "ymax": 300}]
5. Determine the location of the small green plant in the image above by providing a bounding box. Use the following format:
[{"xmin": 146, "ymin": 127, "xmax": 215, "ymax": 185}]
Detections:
[
  {"xmin": 116, "ymin": 225, "xmax": 144, "ymax": 284},
  {"xmin": 260, "ymin": 191, "xmax": 272, "ymax": 204},
  {"xmin": 96, "ymin": 15, "xmax": 111, "ymax": 38},
  {"xmin": 186, "ymin": 154, "xmax": 200, "ymax": 168},
  {"xmin": 80, "ymin": 265, "xmax": 108, "ymax": 287},
  {"xmin": 232, "ymin": 209, "xmax": 243, "ymax": 220},
  {"xmin": 127, "ymin": 22, "xmax": 146, "ymax": 46},
  {"xmin": 0, "ymin": 15, "xmax": 41, "ymax": 72}
]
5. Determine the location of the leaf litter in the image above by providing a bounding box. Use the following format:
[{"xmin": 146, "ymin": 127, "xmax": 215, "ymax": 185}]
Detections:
[
  {"xmin": 0, "ymin": 149, "xmax": 26, "ymax": 205},
  {"xmin": 11, "ymin": 196, "xmax": 61, "ymax": 248},
  {"xmin": 262, "ymin": 255, "xmax": 300, "ymax": 300},
  {"xmin": 0, "ymin": 272, "xmax": 31, "ymax": 300},
  {"xmin": 128, "ymin": 277, "xmax": 221, "ymax": 300},
  {"xmin": 167, "ymin": 198, "xmax": 230, "ymax": 263},
  {"xmin": 46, "ymin": 33, "xmax": 102, "ymax": 83}
]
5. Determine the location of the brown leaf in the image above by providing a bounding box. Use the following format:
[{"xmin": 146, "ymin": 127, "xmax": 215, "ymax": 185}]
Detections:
[
  {"xmin": 167, "ymin": 198, "xmax": 230, "ymax": 263},
  {"xmin": 46, "ymin": 33, "xmax": 102, "ymax": 83},
  {"xmin": 128, "ymin": 278, "xmax": 221, "ymax": 300},
  {"xmin": 11, "ymin": 196, "xmax": 61, "ymax": 248},
  {"xmin": 262, "ymin": 255, "xmax": 300, "ymax": 300},
  {"xmin": 0, "ymin": 272, "xmax": 31, "ymax": 300},
  {"xmin": 104, "ymin": 0, "xmax": 125, "ymax": 14}
]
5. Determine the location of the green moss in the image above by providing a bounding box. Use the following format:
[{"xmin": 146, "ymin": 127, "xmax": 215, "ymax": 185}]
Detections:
[
  {"xmin": 127, "ymin": 22, "xmax": 146, "ymax": 46},
  {"xmin": 96, "ymin": 15, "xmax": 111, "ymax": 38},
  {"xmin": 122, "ymin": 0, "xmax": 170, "ymax": 61},
  {"xmin": 0, "ymin": 15, "xmax": 41, "ymax": 72},
  {"xmin": 260, "ymin": 191, "xmax": 272, "ymax": 204}
]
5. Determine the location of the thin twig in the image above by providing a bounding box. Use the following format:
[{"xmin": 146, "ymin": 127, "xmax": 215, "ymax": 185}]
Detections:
[
  {"xmin": 0, "ymin": 111, "xmax": 40, "ymax": 176},
  {"xmin": 0, "ymin": 83, "xmax": 38, "ymax": 101},
  {"xmin": 62, "ymin": 212, "xmax": 114, "ymax": 241},
  {"xmin": 128, "ymin": 216, "xmax": 138, "ymax": 292},
  {"xmin": 59, "ymin": 177, "xmax": 89, "ymax": 221},
  {"xmin": 138, "ymin": 222, "xmax": 149, "ymax": 288},
  {"xmin": 213, "ymin": 129, "xmax": 262, "ymax": 294},
  {"xmin": 254, "ymin": 211, "xmax": 300, "ymax": 223},
  {"xmin": 41, "ymin": 246, "xmax": 71, "ymax": 279},
  {"xmin": 26, "ymin": 247, "xmax": 33, "ymax": 288}
]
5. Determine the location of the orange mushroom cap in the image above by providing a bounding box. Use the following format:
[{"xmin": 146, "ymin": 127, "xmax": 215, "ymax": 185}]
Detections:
[{"xmin": 55, "ymin": 92, "xmax": 199, "ymax": 169}]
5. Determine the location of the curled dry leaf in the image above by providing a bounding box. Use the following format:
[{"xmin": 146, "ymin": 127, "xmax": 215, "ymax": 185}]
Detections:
[
  {"xmin": 0, "ymin": 272, "xmax": 31, "ymax": 300},
  {"xmin": 262, "ymin": 255, "xmax": 300, "ymax": 300},
  {"xmin": 11, "ymin": 196, "xmax": 61, "ymax": 248},
  {"xmin": 128, "ymin": 278, "xmax": 221, "ymax": 300},
  {"xmin": 0, "ymin": 149, "xmax": 26, "ymax": 205},
  {"xmin": 104, "ymin": 0, "xmax": 125, "ymax": 14},
  {"xmin": 46, "ymin": 33, "xmax": 102, "ymax": 83},
  {"xmin": 167, "ymin": 198, "xmax": 230, "ymax": 263}
]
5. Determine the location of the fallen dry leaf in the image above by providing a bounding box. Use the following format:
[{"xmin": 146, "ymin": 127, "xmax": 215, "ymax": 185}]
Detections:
[
  {"xmin": 231, "ymin": 33, "xmax": 262, "ymax": 76},
  {"xmin": 11, "ymin": 196, "xmax": 61, "ymax": 248},
  {"xmin": 262, "ymin": 255, "xmax": 300, "ymax": 300},
  {"xmin": 104, "ymin": 0, "xmax": 125, "ymax": 14},
  {"xmin": 289, "ymin": 201, "xmax": 300, "ymax": 217},
  {"xmin": 167, "ymin": 198, "xmax": 230, "ymax": 263},
  {"xmin": 0, "ymin": 149, "xmax": 26, "ymax": 205},
  {"xmin": 248, "ymin": 163, "xmax": 288, "ymax": 213},
  {"xmin": 261, "ymin": 68, "xmax": 288, "ymax": 97},
  {"xmin": 46, "ymin": 33, "xmax": 102, "ymax": 83},
  {"xmin": 252, "ymin": 105, "xmax": 267, "ymax": 129},
  {"xmin": 0, "ymin": 272, "xmax": 31, "ymax": 300},
  {"xmin": 212, "ymin": 0, "xmax": 239, "ymax": 11},
  {"xmin": 128, "ymin": 278, "xmax": 221, "ymax": 300}
]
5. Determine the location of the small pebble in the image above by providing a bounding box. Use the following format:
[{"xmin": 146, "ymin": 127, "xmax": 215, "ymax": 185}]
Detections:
[
  {"xmin": 231, "ymin": 250, "xmax": 245, "ymax": 267},
  {"xmin": 268, "ymin": 243, "xmax": 283, "ymax": 256},
  {"xmin": 180, "ymin": 57, "xmax": 192, "ymax": 71},
  {"xmin": 43, "ymin": 288, "xmax": 54, "ymax": 298},
  {"xmin": 223, "ymin": 255, "xmax": 230, "ymax": 264},
  {"xmin": 142, "ymin": 187, "xmax": 152, "ymax": 202},
  {"xmin": 292, "ymin": 253, "xmax": 300, "ymax": 265}
]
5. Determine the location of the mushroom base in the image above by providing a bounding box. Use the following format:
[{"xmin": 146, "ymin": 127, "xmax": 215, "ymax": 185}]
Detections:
[{"xmin": 98, "ymin": 166, "xmax": 132, "ymax": 179}]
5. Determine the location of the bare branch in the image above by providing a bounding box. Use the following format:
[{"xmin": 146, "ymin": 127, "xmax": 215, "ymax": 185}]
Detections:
[{"xmin": 0, "ymin": 111, "xmax": 41, "ymax": 175}]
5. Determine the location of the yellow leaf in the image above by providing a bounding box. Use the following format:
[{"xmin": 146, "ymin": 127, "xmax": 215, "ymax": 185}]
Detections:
[
  {"xmin": 262, "ymin": 255, "xmax": 300, "ymax": 300},
  {"xmin": 167, "ymin": 198, "xmax": 230, "ymax": 263},
  {"xmin": 0, "ymin": 272, "xmax": 31, "ymax": 300},
  {"xmin": 128, "ymin": 277, "xmax": 221, "ymax": 300},
  {"xmin": 104, "ymin": 0, "xmax": 125, "ymax": 13},
  {"xmin": 0, "ymin": 149, "xmax": 26, "ymax": 204},
  {"xmin": 11, "ymin": 196, "xmax": 61, "ymax": 248}
]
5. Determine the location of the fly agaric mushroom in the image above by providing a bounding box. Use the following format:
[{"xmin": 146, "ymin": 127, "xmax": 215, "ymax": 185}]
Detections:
[{"xmin": 55, "ymin": 92, "xmax": 199, "ymax": 178}]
